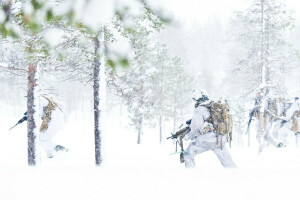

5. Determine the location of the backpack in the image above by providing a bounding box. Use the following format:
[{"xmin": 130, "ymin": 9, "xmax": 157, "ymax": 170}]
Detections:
[
  {"xmin": 291, "ymin": 110, "xmax": 300, "ymax": 132},
  {"xmin": 202, "ymin": 98, "xmax": 233, "ymax": 149}
]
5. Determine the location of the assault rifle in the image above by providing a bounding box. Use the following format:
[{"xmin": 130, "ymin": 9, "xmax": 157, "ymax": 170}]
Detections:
[
  {"xmin": 9, "ymin": 112, "xmax": 27, "ymax": 131},
  {"xmin": 167, "ymin": 119, "xmax": 191, "ymax": 163}
]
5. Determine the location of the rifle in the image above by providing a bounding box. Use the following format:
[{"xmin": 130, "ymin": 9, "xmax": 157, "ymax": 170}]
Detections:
[
  {"xmin": 9, "ymin": 112, "xmax": 27, "ymax": 131},
  {"xmin": 167, "ymin": 119, "xmax": 192, "ymax": 139},
  {"xmin": 167, "ymin": 119, "xmax": 191, "ymax": 163},
  {"xmin": 245, "ymin": 105, "xmax": 261, "ymax": 135}
]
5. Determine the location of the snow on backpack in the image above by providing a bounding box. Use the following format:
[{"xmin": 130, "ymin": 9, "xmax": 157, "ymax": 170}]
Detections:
[
  {"xmin": 203, "ymin": 99, "xmax": 233, "ymax": 149},
  {"xmin": 40, "ymin": 96, "xmax": 59, "ymax": 132}
]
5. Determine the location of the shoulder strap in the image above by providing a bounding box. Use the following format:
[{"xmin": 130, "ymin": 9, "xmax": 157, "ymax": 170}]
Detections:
[{"xmin": 42, "ymin": 95, "xmax": 59, "ymax": 109}]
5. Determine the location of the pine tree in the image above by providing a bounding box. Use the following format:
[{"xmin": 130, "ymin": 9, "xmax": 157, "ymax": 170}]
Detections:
[
  {"xmin": 167, "ymin": 57, "xmax": 193, "ymax": 135},
  {"xmin": 149, "ymin": 45, "xmax": 193, "ymax": 143},
  {"xmin": 230, "ymin": 0, "xmax": 298, "ymax": 147},
  {"xmin": 107, "ymin": 8, "xmax": 164, "ymax": 144},
  {"xmin": 232, "ymin": 0, "xmax": 296, "ymax": 99}
]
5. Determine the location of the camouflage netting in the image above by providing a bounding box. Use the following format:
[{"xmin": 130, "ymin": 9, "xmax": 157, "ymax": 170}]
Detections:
[
  {"xmin": 40, "ymin": 96, "xmax": 59, "ymax": 132},
  {"xmin": 253, "ymin": 97, "xmax": 299, "ymax": 134},
  {"xmin": 291, "ymin": 110, "xmax": 300, "ymax": 133},
  {"xmin": 205, "ymin": 99, "xmax": 233, "ymax": 149}
]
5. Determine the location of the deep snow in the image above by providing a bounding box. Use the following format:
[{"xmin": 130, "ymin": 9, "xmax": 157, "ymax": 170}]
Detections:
[{"xmin": 1, "ymin": 103, "xmax": 300, "ymax": 200}]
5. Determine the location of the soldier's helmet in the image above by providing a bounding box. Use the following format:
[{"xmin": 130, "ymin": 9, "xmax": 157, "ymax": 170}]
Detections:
[{"xmin": 192, "ymin": 90, "xmax": 210, "ymax": 107}]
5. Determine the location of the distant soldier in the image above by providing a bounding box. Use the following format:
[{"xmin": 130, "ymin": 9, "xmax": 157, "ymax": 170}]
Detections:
[
  {"xmin": 10, "ymin": 95, "xmax": 67, "ymax": 158},
  {"xmin": 183, "ymin": 90, "xmax": 237, "ymax": 168},
  {"xmin": 246, "ymin": 87, "xmax": 284, "ymax": 152},
  {"xmin": 272, "ymin": 97, "xmax": 300, "ymax": 146}
]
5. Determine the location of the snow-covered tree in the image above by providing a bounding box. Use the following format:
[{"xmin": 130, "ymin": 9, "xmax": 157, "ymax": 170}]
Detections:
[
  {"xmin": 108, "ymin": 36, "xmax": 155, "ymax": 144},
  {"xmin": 167, "ymin": 56, "xmax": 193, "ymax": 135},
  {"xmin": 1, "ymin": 0, "xmax": 168, "ymax": 165},
  {"xmin": 149, "ymin": 44, "xmax": 193, "ymax": 143},
  {"xmin": 0, "ymin": 1, "xmax": 55, "ymax": 165},
  {"xmin": 231, "ymin": 0, "xmax": 297, "ymax": 100},
  {"xmin": 107, "ymin": 7, "xmax": 165, "ymax": 144},
  {"xmin": 229, "ymin": 0, "xmax": 299, "ymax": 147}
]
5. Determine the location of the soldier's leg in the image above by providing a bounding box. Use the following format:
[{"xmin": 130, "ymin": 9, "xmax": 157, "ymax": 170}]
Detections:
[
  {"xmin": 265, "ymin": 122, "xmax": 282, "ymax": 147},
  {"xmin": 256, "ymin": 117, "xmax": 266, "ymax": 152},
  {"xmin": 212, "ymin": 147, "xmax": 237, "ymax": 168},
  {"xmin": 184, "ymin": 142, "xmax": 207, "ymax": 168},
  {"xmin": 257, "ymin": 131, "xmax": 265, "ymax": 153},
  {"xmin": 278, "ymin": 125, "xmax": 295, "ymax": 147},
  {"xmin": 40, "ymin": 139, "xmax": 56, "ymax": 158},
  {"xmin": 40, "ymin": 130, "xmax": 57, "ymax": 158},
  {"xmin": 184, "ymin": 142, "xmax": 197, "ymax": 168},
  {"xmin": 272, "ymin": 122, "xmax": 281, "ymax": 139}
]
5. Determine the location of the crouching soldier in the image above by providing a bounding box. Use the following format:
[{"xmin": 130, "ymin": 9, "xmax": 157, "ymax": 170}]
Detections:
[
  {"xmin": 184, "ymin": 90, "xmax": 237, "ymax": 168},
  {"xmin": 10, "ymin": 95, "xmax": 68, "ymax": 158}
]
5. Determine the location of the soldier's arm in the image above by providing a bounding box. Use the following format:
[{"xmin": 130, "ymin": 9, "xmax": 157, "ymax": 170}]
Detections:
[{"xmin": 187, "ymin": 106, "xmax": 207, "ymax": 139}]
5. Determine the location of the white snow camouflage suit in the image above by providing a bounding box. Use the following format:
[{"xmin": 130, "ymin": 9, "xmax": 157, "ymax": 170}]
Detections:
[
  {"xmin": 39, "ymin": 96, "xmax": 65, "ymax": 158},
  {"xmin": 272, "ymin": 98, "xmax": 300, "ymax": 146},
  {"xmin": 184, "ymin": 101, "xmax": 237, "ymax": 168},
  {"xmin": 253, "ymin": 92, "xmax": 283, "ymax": 152}
]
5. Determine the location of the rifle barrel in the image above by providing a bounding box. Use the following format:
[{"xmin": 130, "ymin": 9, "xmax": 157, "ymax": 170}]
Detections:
[{"xmin": 9, "ymin": 124, "xmax": 18, "ymax": 131}]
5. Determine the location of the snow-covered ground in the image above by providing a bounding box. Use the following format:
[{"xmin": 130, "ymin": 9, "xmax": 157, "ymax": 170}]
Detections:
[{"xmin": 1, "ymin": 103, "xmax": 300, "ymax": 200}]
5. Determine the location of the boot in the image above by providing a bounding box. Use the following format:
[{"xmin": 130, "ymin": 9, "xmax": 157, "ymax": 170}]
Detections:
[
  {"xmin": 277, "ymin": 143, "xmax": 284, "ymax": 148},
  {"xmin": 180, "ymin": 153, "xmax": 185, "ymax": 163},
  {"xmin": 55, "ymin": 145, "xmax": 69, "ymax": 152}
]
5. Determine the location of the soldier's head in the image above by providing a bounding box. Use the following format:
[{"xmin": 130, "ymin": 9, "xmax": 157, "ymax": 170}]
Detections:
[{"xmin": 192, "ymin": 90, "xmax": 210, "ymax": 107}]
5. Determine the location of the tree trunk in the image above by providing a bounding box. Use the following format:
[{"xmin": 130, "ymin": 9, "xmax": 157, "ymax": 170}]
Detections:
[
  {"xmin": 137, "ymin": 117, "xmax": 143, "ymax": 144},
  {"xmin": 248, "ymin": 129, "xmax": 250, "ymax": 147},
  {"xmin": 261, "ymin": 0, "xmax": 265, "ymax": 86},
  {"xmin": 159, "ymin": 114, "xmax": 162, "ymax": 144},
  {"xmin": 93, "ymin": 36, "xmax": 102, "ymax": 166},
  {"xmin": 27, "ymin": 63, "xmax": 39, "ymax": 166},
  {"xmin": 173, "ymin": 108, "xmax": 177, "ymax": 134}
]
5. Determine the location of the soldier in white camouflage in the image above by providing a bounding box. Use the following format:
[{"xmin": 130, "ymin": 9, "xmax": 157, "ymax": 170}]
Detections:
[
  {"xmin": 11, "ymin": 95, "xmax": 67, "ymax": 158},
  {"xmin": 184, "ymin": 90, "xmax": 237, "ymax": 168},
  {"xmin": 250, "ymin": 87, "xmax": 284, "ymax": 152},
  {"xmin": 272, "ymin": 97, "xmax": 300, "ymax": 146},
  {"xmin": 39, "ymin": 95, "xmax": 67, "ymax": 158}
]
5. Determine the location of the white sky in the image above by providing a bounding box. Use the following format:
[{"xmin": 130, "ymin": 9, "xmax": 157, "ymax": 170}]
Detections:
[
  {"xmin": 152, "ymin": 0, "xmax": 300, "ymax": 97},
  {"xmin": 150, "ymin": 0, "xmax": 300, "ymax": 25}
]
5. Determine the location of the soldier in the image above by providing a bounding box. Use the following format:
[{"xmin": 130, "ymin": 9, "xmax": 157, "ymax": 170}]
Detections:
[
  {"xmin": 39, "ymin": 95, "xmax": 67, "ymax": 158},
  {"xmin": 250, "ymin": 87, "xmax": 283, "ymax": 152},
  {"xmin": 272, "ymin": 97, "xmax": 300, "ymax": 146},
  {"xmin": 183, "ymin": 90, "xmax": 237, "ymax": 168},
  {"xmin": 10, "ymin": 95, "xmax": 67, "ymax": 158}
]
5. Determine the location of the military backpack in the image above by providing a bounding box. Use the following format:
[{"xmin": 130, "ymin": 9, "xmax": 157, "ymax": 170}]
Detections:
[{"xmin": 201, "ymin": 99, "xmax": 233, "ymax": 149}]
